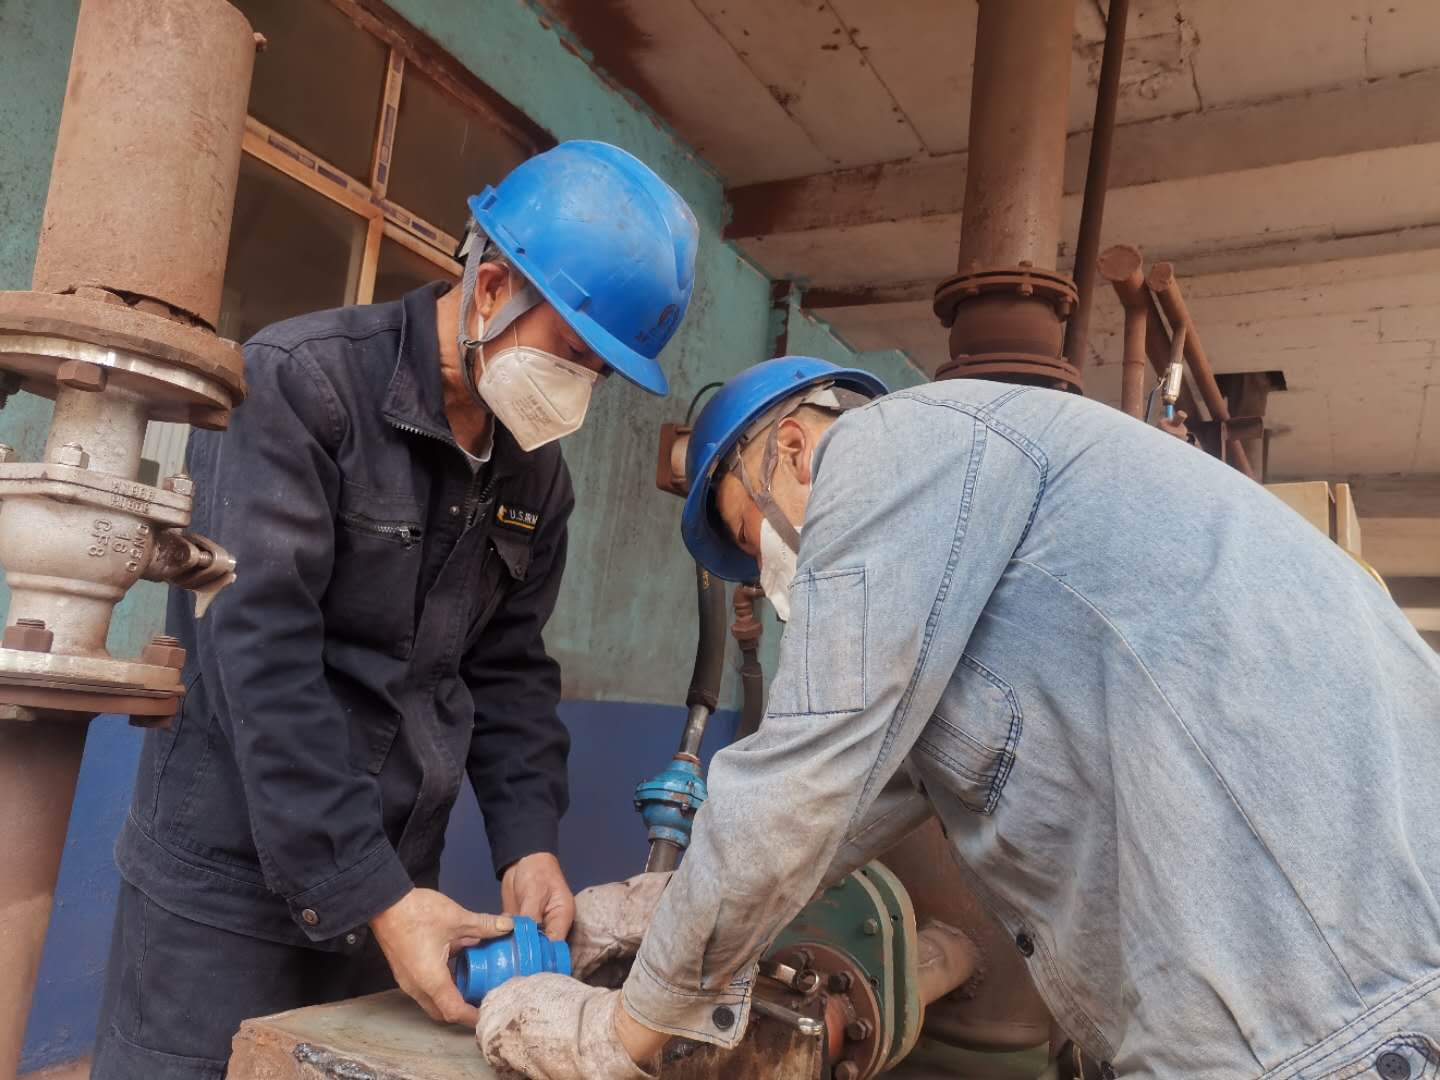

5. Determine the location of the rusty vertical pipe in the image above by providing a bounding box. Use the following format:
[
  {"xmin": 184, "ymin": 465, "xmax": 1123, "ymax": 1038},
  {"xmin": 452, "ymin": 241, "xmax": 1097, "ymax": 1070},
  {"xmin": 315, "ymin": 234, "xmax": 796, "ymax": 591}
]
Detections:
[
  {"xmin": 1147, "ymin": 263, "xmax": 1257, "ymax": 478},
  {"xmin": 958, "ymin": 0, "xmax": 1075, "ymax": 269},
  {"xmin": 935, "ymin": 0, "xmax": 1081, "ymax": 391},
  {"xmin": 1099, "ymin": 245, "xmax": 1155, "ymax": 418},
  {"xmin": 1064, "ymin": 0, "xmax": 1132, "ymax": 373},
  {"xmin": 1099, "ymin": 246, "xmax": 1201, "ymax": 419},
  {"xmin": 0, "ymin": 721, "xmax": 88, "ymax": 1080},
  {"xmin": 30, "ymin": 0, "xmax": 255, "ymax": 328}
]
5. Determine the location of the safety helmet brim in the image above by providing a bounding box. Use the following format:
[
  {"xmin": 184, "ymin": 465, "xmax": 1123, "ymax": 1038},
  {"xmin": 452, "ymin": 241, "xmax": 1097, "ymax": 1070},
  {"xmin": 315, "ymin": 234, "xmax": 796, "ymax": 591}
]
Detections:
[
  {"xmin": 681, "ymin": 358, "xmax": 888, "ymax": 582},
  {"xmin": 470, "ymin": 194, "xmax": 672, "ymax": 397}
]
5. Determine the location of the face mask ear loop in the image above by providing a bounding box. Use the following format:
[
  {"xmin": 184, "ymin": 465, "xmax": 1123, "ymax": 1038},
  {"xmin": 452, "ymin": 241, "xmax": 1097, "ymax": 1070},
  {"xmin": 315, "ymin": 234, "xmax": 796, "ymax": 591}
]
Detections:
[
  {"xmin": 458, "ymin": 256, "xmax": 542, "ymax": 415},
  {"xmin": 732, "ymin": 425, "xmax": 802, "ymax": 553}
]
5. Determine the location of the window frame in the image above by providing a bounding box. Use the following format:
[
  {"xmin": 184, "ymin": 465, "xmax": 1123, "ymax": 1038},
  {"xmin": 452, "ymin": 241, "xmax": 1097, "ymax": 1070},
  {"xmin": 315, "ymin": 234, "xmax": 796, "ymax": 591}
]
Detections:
[{"xmin": 237, "ymin": 0, "xmax": 553, "ymax": 298}]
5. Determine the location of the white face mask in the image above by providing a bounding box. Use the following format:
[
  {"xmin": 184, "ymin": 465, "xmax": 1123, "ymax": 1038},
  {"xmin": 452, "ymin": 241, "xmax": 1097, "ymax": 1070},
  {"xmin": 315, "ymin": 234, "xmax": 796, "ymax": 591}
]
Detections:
[
  {"xmin": 472, "ymin": 313, "xmax": 599, "ymax": 452},
  {"xmin": 759, "ymin": 517, "xmax": 800, "ymax": 622}
]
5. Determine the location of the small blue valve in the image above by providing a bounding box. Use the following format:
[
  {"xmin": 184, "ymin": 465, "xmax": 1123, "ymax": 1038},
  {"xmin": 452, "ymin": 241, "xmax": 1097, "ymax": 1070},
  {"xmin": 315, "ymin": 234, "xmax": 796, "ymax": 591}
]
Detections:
[{"xmin": 452, "ymin": 915, "xmax": 571, "ymax": 1004}]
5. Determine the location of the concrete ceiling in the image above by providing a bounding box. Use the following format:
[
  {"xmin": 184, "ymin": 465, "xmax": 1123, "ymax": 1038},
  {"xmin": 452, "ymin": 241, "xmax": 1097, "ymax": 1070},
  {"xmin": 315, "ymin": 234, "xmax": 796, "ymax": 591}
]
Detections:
[{"xmin": 541, "ymin": 0, "xmax": 1440, "ymax": 579}]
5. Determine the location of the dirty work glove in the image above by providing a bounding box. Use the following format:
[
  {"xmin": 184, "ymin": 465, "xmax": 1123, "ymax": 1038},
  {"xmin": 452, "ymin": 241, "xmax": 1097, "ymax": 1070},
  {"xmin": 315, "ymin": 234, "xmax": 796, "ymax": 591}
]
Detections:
[
  {"xmin": 476, "ymin": 974, "xmax": 653, "ymax": 1080},
  {"xmin": 568, "ymin": 871, "xmax": 672, "ymax": 983}
]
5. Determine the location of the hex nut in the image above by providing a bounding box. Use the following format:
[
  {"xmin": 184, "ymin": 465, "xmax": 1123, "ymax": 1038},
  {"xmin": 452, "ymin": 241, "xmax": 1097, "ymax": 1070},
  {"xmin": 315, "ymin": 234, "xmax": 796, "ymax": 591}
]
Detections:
[
  {"xmin": 3, "ymin": 619, "xmax": 53, "ymax": 653},
  {"xmin": 834, "ymin": 1063, "xmax": 860, "ymax": 1080},
  {"xmin": 845, "ymin": 1019, "xmax": 874, "ymax": 1042},
  {"xmin": 53, "ymin": 442, "xmax": 89, "ymax": 469},
  {"xmin": 56, "ymin": 360, "xmax": 108, "ymax": 392},
  {"xmin": 141, "ymin": 639, "xmax": 187, "ymax": 670},
  {"xmin": 163, "ymin": 473, "xmax": 195, "ymax": 498},
  {"xmin": 827, "ymin": 972, "xmax": 853, "ymax": 993}
]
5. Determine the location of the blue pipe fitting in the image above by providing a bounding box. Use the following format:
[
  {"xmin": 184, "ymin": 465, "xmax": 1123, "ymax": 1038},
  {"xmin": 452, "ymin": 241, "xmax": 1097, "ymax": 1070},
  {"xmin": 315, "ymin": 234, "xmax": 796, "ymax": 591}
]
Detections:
[
  {"xmin": 452, "ymin": 915, "xmax": 571, "ymax": 1004},
  {"xmin": 634, "ymin": 755, "xmax": 708, "ymax": 849}
]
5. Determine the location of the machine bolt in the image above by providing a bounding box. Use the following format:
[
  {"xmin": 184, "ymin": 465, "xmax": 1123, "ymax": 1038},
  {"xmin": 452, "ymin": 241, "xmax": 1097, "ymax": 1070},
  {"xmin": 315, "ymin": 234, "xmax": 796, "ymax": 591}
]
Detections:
[
  {"xmin": 163, "ymin": 473, "xmax": 195, "ymax": 498},
  {"xmin": 141, "ymin": 633, "xmax": 187, "ymax": 670},
  {"xmin": 3, "ymin": 618, "xmax": 54, "ymax": 653},
  {"xmin": 53, "ymin": 442, "xmax": 89, "ymax": 469},
  {"xmin": 861, "ymin": 918, "xmax": 880, "ymax": 936},
  {"xmin": 845, "ymin": 1019, "xmax": 874, "ymax": 1042},
  {"xmin": 56, "ymin": 359, "xmax": 108, "ymax": 392},
  {"xmin": 826, "ymin": 972, "xmax": 853, "ymax": 993},
  {"xmin": 0, "ymin": 444, "xmax": 16, "ymax": 464},
  {"xmin": 834, "ymin": 1062, "xmax": 860, "ymax": 1080}
]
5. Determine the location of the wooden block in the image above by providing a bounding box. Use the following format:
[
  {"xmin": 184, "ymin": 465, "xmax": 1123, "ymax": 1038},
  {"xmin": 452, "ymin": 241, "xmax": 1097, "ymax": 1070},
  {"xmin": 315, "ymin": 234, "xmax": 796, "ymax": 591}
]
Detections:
[
  {"xmin": 1333, "ymin": 483, "xmax": 1363, "ymax": 558},
  {"xmin": 1265, "ymin": 481, "xmax": 1335, "ymax": 539},
  {"xmin": 229, "ymin": 991, "xmax": 494, "ymax": 1080},
  {"xmin": 228, "ymin": 989, "xmax": 825, "ymax": 1080}
]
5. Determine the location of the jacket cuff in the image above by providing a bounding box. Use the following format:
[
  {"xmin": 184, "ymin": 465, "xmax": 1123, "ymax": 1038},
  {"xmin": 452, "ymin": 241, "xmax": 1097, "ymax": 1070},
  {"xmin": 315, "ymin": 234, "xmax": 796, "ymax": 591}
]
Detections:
[
  {"xmin": 621, "ymin": 953, "xmax": 755, "ymax": 1050},
  {"xmin": 489, "ymin": 814, "xmax": 562, "ymax": 878},
  {"xmin": 286, "ymin": 842, "xmax": 413, "ymax": 942}
]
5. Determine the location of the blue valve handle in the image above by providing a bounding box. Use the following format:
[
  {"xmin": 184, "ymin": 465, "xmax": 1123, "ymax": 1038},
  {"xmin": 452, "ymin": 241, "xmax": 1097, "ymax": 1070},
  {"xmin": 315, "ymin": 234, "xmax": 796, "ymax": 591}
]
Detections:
[{"xmin": 452, "ymin": 915, "xmax": 571, "ymax": 1004}]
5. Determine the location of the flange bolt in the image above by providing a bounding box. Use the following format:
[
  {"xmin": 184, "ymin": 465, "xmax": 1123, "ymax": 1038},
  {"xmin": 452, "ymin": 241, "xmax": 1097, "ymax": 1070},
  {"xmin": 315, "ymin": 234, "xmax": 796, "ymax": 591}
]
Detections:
[
  {"xmin": 53, "ymin": 442, "xmax": 89, "ymax": 469},
  {"xmin": 3, "ymin": 618, "xmax": 53, "ymax": 653},
  {"xmin": 845, "ymin": 1019, "xmax": 873, "ymax": 1042}
]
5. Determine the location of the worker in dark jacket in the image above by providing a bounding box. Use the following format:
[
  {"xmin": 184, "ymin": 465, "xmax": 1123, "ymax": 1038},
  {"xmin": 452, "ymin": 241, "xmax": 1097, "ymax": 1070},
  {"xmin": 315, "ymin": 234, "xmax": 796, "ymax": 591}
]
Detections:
[{"xmin": 92, "ymin": 141, "xmax": 698, "ymax": 1079}]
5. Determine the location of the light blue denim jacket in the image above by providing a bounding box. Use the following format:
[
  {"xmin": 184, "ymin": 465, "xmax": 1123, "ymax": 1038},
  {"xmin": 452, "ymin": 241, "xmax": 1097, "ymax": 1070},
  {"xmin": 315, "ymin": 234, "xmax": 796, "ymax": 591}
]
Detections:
[{"xmin": 624, "ymin": 380, "xmax": 1440, "ymax": 1079}]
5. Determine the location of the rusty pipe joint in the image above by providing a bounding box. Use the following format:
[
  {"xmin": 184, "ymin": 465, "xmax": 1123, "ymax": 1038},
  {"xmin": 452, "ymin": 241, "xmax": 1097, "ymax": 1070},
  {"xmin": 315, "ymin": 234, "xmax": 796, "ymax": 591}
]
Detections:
[{"xmin": 933, "ymin": 264, "xmax": 1081, "ymax": 392}]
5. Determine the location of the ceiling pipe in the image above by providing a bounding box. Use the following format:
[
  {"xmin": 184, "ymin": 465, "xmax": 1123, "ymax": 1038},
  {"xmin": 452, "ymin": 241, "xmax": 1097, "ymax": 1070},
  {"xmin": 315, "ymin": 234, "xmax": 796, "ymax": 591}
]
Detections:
[
  {"xmin": 934, "ymin": 0, "xmax": 1081, "ymax": 392},
  {"xmin": 1064, "ymin": 0, "xmax": 1133, "ymax": 375}
]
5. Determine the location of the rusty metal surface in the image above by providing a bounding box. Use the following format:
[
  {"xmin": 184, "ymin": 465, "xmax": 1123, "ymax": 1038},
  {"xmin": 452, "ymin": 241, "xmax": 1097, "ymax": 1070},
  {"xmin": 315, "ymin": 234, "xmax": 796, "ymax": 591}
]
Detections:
[
  {"xmin": 1097, "ymin": 246, "xmax": 1201, "ymax": 420},
  {"xmin": 30, "ymin": 0, "xmax": 256, "ymax": 328},
  {"xmin": 0, "ymin": 290, "xmax": 247, "ymax": 409},
  {"xmin": 1097, "ymin": 245, "xmax": 1152, "ymax": 419},
  {"xmin": 1147, "ymin": 262, "xmax": 1258, "ymax": 479},
  {"xmin": 0, "ymin": 720, "xmax": 88, "ymax": 1079},
  {"xmin": 936, "ymin": 0, "xmax": 1080, "ymax": 392},
  {"xmin": 957, "ymin": 0, "xmax": 1075, "ymax": 269},
  {"xmin": 880, "ymin": 820, "xmax": 1054, "ymax": 1053},
  {"xmin": 1062, "ymin": 0, "xmax": 1131, "ymax": 373}
]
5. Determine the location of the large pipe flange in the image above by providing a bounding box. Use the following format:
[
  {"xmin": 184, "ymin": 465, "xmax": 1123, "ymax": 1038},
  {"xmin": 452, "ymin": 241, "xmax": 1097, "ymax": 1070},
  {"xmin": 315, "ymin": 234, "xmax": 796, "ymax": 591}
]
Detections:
[{"xmin": 0, "ymin": 291, "xmax": 245, "ymax": 428}]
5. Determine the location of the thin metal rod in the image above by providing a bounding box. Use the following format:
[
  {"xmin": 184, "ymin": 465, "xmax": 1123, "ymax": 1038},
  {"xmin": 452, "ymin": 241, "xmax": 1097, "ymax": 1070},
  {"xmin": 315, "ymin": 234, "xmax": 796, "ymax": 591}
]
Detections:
[
  {"xmin": 1147, "ymin": 262, "xmax": 1258, "ymax": 479},
  {"xmin": 1099, "ymin": 245, "xmax": 1200, "ymax": 418},
  {"xmin": 1064, "ymin": 0, "xmax": 1132, "ymax": 372}
]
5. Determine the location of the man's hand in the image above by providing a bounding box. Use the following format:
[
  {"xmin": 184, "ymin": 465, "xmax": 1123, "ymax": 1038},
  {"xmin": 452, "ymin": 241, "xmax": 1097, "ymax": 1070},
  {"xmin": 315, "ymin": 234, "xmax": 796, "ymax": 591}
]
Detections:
[
  {"xmin": 568, "ymin": 871, "xmax": 671, "ymax": 983},
  {"xmin": 370, "ymin": 887, "xmax": 511, "ymax": 1027},
  {"xmin": 476, "ymin": 974, "xmax": 660, "ymax": 1079},
  {"xmin": 501, "ymin": 852, "xmax": 575, "ymax": 940}
]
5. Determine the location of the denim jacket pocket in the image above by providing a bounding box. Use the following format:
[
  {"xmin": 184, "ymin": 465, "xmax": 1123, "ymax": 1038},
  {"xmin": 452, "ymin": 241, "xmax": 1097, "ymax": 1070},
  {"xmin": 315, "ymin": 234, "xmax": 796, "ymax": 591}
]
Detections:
[
  {"xmin": 915, "ymin": 653, "xmax": 1021, "ymax": 815},
  {"xmin": 769, "ymin": 566, "xmax": 867, "ymax": 717}
]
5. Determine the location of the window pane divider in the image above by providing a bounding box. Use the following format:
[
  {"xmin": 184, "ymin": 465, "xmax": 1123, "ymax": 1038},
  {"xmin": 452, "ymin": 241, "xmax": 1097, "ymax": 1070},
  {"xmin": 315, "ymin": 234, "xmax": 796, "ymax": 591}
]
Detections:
[{"xmin": 370, "ymin": 48, "xmax": 404, "ymax": 199}]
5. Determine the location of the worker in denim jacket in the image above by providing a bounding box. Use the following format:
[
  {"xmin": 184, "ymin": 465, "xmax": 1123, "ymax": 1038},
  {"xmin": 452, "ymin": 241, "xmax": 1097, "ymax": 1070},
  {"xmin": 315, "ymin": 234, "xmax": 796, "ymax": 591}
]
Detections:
[{"xmin": 480, "ymin": 357, "xmax": 1440, "ymax": 1080}]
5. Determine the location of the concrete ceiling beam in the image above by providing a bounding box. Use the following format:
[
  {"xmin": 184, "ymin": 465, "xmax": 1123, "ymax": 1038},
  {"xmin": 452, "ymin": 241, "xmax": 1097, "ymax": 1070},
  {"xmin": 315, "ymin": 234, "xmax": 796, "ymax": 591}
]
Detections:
[{"xmin": 726, "ymin": 67, "xmax": 1440, "ymax": 241}]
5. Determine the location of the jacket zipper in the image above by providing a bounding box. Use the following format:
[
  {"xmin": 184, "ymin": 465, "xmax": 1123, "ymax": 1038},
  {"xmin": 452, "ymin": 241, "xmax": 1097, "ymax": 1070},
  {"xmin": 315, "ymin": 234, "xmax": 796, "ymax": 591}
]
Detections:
[{"xmin": 338, "ymin": 511, "xmax": 421, "ymax": 548}]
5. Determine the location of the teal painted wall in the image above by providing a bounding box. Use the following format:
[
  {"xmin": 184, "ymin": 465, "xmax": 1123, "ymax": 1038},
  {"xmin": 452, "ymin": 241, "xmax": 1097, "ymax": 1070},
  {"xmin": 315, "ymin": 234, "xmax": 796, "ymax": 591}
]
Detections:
[{"xmin": 5, "ymin": 0, "xmax": 921, "ymax": 1068}]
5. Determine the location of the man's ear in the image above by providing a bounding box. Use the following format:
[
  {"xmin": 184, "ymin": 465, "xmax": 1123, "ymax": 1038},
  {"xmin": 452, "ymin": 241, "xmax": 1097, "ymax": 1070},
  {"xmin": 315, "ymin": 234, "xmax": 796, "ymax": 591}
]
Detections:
[
  {"xmin": 775, "ymin": 417, "xmax": 812, "ymax": 484},
  {"xmin": 471, "ymin": 261, "xmax": 509, "ymax": 319}
]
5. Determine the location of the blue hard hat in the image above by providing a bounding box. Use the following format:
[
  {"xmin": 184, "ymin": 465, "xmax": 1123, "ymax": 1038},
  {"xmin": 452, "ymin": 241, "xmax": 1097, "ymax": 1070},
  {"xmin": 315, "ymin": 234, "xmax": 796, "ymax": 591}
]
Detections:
[
  {"xmin": 468, "ymin": 141, "xmax": 698, "ymax": 396},
  {"xmin": 682, "ymin": 357, "xmax": 888, "ymax": 581}
]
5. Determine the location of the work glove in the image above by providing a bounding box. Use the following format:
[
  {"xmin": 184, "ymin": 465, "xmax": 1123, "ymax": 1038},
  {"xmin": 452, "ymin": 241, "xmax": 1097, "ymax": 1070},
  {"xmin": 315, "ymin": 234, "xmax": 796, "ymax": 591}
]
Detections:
[
  {"xmin": 476, "ymin": 974, "xmax": 653, "ymax": 1080},
  {"xmin": 567, "ymin": 871, "xmax": 672, "ymax": 984}
]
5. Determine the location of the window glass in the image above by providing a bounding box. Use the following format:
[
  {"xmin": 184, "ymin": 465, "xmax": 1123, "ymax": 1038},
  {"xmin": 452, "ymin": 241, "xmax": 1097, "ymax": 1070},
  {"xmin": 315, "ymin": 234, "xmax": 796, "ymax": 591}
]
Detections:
[
  {"xmin": 219, "ymin": 154, "xmax": 367, "ymax": 343},
  {"xmin": 372, "ymin": 236, "xmax": 455, "ymax": 305},
  {"xmin": 387, "ymin": 68, "xmax": 530, "ymax": 236},
  {"xmin": 233, "ymin": 0, "xmax": 387, "ymax": 181}
]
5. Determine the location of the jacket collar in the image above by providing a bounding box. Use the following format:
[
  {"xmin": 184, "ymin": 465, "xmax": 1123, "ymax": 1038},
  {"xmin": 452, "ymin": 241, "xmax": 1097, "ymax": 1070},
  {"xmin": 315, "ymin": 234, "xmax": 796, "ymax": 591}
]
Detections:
[{"xmin": 382, "ymin": 281, "xmax": 529, "ymax": 478}]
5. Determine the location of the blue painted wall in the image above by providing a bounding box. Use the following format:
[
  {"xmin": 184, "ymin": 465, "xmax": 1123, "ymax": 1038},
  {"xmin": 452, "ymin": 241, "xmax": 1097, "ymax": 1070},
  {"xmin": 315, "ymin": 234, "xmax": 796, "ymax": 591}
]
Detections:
[{"xmin": 7, "ymin": 0, "xmax": 923, "ymax": 1069}]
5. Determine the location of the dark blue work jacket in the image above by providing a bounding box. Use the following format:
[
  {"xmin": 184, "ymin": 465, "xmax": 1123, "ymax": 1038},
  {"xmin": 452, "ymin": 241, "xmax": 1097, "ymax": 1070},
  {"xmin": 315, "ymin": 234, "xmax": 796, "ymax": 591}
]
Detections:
[{"xmin": 118, "ymin": 282, "xmax": 573, "ymax": 951}]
